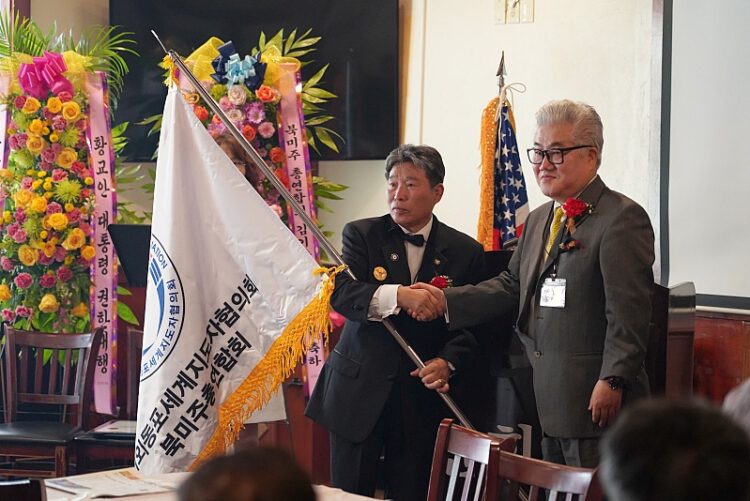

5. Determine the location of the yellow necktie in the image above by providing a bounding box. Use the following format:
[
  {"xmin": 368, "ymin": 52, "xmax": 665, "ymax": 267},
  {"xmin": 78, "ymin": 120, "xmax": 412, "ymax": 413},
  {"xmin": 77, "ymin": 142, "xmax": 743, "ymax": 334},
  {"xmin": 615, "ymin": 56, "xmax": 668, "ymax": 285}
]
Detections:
[{"xmin": 545, "ymin": 207, "xmax": 565, "ymax": 258}]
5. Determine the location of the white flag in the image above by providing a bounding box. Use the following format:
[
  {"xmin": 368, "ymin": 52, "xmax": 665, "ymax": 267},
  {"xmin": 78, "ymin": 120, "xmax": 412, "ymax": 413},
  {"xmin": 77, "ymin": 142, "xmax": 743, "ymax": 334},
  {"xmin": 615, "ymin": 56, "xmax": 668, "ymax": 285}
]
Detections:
[{"xmin": 135, "ymin": 88, "xmax": 338, "ymax": 474}]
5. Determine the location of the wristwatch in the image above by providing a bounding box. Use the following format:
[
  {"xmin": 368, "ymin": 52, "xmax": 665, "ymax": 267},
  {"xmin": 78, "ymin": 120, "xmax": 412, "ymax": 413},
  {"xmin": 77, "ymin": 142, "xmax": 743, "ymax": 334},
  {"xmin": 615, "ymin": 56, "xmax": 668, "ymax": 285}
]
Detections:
[
  {"xmin": 605, "ymin": 376, "xmax": 626, "ymax": 391},
  {"xmin": 446, "ymin": 361, "xmax": 457, "ymax": 379}
]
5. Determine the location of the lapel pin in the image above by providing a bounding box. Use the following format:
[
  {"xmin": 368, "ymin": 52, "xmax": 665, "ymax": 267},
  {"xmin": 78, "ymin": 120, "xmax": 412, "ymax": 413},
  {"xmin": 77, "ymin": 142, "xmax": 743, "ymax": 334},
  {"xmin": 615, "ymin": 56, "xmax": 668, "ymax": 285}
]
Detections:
[
  {"xmin": 433, "ymin": 258, "xmax": 441, "ymax": 266},
  {"xmin": 373, "ymin": 266, "xmax": 387, "ymax": 281},
  {"xmin": 390, "ymin": 252, "xmax": 399, "ymax": 261}
]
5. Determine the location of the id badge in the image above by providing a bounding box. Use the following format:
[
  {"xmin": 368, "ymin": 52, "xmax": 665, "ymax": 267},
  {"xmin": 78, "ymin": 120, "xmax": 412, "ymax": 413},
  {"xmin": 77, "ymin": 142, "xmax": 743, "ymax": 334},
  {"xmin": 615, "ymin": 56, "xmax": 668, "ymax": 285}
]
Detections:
[{"xmin": 540, "ymin": 277, "xmax": 566, "ymax": 308}]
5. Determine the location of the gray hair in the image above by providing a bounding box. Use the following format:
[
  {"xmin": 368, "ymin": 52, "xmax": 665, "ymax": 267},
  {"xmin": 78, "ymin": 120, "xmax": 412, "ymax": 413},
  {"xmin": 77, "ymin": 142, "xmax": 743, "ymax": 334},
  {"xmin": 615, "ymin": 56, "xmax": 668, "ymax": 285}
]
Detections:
[
  {"xmin": 385, "ymin": 144, "xmax": 445, "ymax": 187},
  {"xmin": 536, "ymin": 100, "xmax": 604, "ymax": 168}
]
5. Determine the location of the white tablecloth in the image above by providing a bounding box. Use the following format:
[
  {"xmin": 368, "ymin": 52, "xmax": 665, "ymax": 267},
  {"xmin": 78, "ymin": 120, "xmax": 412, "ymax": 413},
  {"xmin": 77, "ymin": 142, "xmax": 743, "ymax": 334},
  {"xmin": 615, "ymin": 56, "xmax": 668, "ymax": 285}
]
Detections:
[{"xmin": 45, "ymin": 467, "xmax": 377, "ymax": 500}]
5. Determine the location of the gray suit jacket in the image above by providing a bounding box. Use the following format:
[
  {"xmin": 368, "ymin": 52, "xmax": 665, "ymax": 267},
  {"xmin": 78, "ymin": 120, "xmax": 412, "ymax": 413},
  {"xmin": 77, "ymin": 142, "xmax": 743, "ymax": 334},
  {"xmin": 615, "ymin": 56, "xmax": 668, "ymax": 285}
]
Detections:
[{"xmin": 445, "ymin": 176, "xmax": 654, "ymax": 437}]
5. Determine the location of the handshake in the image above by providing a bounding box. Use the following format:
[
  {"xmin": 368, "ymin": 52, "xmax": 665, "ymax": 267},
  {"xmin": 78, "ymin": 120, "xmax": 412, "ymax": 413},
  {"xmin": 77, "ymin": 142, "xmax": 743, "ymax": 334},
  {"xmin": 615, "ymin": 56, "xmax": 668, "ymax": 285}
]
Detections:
[{"xmin": 397, "ymin": 282, "xmax": 447, "ymax": 322}]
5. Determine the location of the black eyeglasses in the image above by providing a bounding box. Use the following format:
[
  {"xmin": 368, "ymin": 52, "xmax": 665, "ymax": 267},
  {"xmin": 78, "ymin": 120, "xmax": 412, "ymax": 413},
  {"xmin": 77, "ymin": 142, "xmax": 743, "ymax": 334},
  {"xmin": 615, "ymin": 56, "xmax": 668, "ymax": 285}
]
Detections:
[{"xmin": 526, "ymin": 145, "xmax": 594, "ymax": 166}]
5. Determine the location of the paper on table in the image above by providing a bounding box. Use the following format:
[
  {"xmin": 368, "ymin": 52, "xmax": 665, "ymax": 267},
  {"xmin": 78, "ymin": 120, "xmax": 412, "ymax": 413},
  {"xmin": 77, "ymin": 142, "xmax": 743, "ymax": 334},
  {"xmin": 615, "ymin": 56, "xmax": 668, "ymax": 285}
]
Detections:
[{"xmin": 46, "ymin": 469, "xmax": 180, "ymax": 498}]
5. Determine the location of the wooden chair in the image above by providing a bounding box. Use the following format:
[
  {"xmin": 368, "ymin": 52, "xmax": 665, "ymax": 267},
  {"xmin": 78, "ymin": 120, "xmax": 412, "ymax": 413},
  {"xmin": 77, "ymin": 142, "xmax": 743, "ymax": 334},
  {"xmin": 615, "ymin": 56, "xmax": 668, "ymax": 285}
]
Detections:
[
  {"xmin": 495, "ymin": 451, "xmax": 603, "ymax": 501},
  {"xmin": 0, "ymin": 478, "xmax": 47, "ymax": 500},
  {"xmin": 0, "ymin": 326, "xmax": 103, "ymax": 478},
  {"xmin": 427, "ymin": 418, "xmax": 517, "ymax": 501}
]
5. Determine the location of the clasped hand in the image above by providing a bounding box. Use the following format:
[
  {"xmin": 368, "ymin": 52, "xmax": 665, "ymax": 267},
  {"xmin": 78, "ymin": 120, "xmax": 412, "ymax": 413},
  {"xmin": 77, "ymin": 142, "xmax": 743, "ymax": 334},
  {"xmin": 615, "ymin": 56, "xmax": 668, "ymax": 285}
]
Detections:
[{"xmin": 396, "ymin": 282, "xmax": 447, "ymax": 322}]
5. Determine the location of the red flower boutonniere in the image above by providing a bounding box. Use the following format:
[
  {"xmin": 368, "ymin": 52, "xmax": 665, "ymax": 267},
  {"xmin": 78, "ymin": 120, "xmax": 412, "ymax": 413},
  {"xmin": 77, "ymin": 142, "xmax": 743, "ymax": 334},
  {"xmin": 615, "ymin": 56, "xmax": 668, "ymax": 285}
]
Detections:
[
  {"xmin": 559, "ymin": 237, "xmax": 582, "ymax": 254},
  {"xmin": 430, "ymin": 275, "xmax": 453, "ymax": 289},
  {"xmin": 562, "ymin": 197, "xmax": 594, "ymax": 234}
]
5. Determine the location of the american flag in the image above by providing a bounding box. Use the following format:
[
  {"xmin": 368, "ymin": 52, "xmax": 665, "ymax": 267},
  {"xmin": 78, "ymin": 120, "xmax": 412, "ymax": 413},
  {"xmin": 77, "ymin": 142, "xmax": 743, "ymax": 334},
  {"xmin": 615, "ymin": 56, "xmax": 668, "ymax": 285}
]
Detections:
[{"xmin": 493, "ymin": 100, "xmax": 529, "ymax": 248}]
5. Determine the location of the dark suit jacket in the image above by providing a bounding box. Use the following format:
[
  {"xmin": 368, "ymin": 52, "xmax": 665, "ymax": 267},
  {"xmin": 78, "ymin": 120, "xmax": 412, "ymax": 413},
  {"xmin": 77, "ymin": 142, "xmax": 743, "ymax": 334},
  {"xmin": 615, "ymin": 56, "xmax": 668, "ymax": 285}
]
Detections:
[
  {"xmin": 305, "ymin": 215, "xmax": 486, "ymax": 443},
  {"xmin": 445, "ymin": 176, "xmax": 655, "ymax": 438}
]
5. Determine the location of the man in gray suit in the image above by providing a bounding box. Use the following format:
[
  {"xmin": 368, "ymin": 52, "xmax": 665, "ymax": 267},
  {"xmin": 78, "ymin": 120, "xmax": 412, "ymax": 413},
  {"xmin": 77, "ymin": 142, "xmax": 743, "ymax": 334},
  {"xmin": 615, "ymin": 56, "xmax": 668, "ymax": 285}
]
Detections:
[{"xmin": 412, "ymin": 100, "xmax": 655, "ymax": 467}]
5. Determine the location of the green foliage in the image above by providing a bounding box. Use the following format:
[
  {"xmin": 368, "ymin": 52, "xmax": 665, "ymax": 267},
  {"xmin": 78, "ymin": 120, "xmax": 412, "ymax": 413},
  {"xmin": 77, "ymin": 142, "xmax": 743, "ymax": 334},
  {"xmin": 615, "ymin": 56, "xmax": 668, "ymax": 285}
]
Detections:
[{"xmin": 0, "ymin": 11, "xmax": 54, "ymax": 58}]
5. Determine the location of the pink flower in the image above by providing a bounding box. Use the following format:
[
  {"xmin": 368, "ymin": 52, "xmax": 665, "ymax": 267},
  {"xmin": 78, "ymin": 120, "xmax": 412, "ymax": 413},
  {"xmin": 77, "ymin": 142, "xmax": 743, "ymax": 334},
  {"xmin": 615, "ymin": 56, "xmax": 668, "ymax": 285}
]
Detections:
[
  {"xmin": 0, "ymin": 187, "xmax": 7, "ymax": 199},
  {"xmin": 75, "ymin": 119, "xmax": 87, "ymax": 131},
  {"xmin": 2, "ymin": 309, "xmax": 15, "ymax": 322},
  {"xmin": 46, "ymin": 202, "xmax": 62, "ymax": 214},
  {"xmin": 14, "ymin": 209, "xmax": 26, "ymax": 222},
  {"xmin": 207, "ymin": 123, "xmax": 227, "ymax": 138},
  {"xmin": 219, "ymin": 96, "xmax": 232, "ymax": 111},
  {"xmin": 16, "ymin": 133, "xmax": 27, "ymax": 144},
  {"xmin": 14, "ymin": 95, "xmax": 27, "ymax": 109},
  {"xmin": 57, "ymin": 91, "xmax": 73, "ymax": 102},
  {"xmin": 1, "ymin": 256, "xmax": 14, "ymax": 271},
  {"xmin": 71, "ymin": 161, "xmax": 86, "ymax": 176},
  {"xmin": 40, "ymin": 273, "xmax": 56, "ymax": 288},
  {"xmin": 6, "ymin": 222, "xmax": 19, "ymax": 236},
  {"xmin": 57, "ymin": 266, "xmax": 73, "ymax": 282},
  {"xmin": 39, "ymin": 253, "xmax": 54, "ymax": 266},
  {"xmin": 54, "ymin": 246, "xmax": 67, "ymax": 262},
  {"xmin": 51, "ymin": 143, "xmax": 63, "ymax": 154},
  {"xmin": 76, "ymin": 136, "xmax": 87, "ymax": 149},
  {"xmin": 39, "ymin": 161, "xmax": 53, "ymax": 171},
  {"xmin": 41, "ymin": 147, "xmax": 57, "ymax": 163},
  {"xmin": 8, "ymin": 135, "xmax": 18, "ymax": 150},
  {"xmin": 257, "ymin": 122, "xmax": 275, "ymax": 139},
  {"xmin": 15, "ymin": 305, "xmax": 32, "ymax": 318},
  {"xmin": 14, "ymin": 272, "xmax": 33, "ymax": 289},
  {"xmin": 12, "ymin": 229, "xmax": 28, "ymax": 244},
  {"xmin": 52, "ymin": 116, "xmax": 67, "ymax": 131},
  {"xmin": 67, "ymin": 208, "xmax": 81, "ymax": 224},
  {"xmin": 21, "ymin": 177, "xmax": 33, "ymax": 189},
  {"xmin": 52, "ymin": 169, "xmax": 67, "ymax": 182},
  {"xmin": 42, "ymin": 108, "xmax": 55, "ymax": 120},
  {"xmin": 79, "ymin": 222, "xmax": 93, "ymax": 236}
]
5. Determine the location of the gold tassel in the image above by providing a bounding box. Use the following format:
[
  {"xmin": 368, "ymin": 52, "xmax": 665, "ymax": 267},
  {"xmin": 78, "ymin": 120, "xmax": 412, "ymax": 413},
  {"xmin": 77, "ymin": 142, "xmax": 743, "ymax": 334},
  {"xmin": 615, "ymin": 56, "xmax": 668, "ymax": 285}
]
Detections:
[
  {"xmin": 477, "ymin": 97, "xmax": 500, "ymax": 251},
  {"xmin": 190, "ymin": 264, "xmax": 347, "ymax": 469}
]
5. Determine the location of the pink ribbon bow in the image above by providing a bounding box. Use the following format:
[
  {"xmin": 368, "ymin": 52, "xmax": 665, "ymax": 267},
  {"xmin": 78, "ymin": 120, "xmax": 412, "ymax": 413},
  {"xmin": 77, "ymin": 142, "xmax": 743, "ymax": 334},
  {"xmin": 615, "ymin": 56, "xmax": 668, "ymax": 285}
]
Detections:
[{"xmin": 18, "ymin": 51, "xmax": 74, "ymax": 99}]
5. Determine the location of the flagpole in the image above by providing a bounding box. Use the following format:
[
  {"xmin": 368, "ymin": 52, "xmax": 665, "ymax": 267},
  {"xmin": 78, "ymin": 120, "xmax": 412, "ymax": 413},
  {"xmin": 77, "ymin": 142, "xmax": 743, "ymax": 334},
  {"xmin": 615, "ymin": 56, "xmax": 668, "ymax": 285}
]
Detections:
[{"xmin": 154, "ymin": 33, "xmax": 475, "ymax": 430}]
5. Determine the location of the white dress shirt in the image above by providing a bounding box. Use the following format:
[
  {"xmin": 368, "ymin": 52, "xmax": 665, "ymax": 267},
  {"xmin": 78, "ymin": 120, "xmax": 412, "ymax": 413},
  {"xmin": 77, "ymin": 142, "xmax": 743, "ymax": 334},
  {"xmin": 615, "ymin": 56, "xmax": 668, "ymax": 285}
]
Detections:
[{"xmin": 367, "ymin": 217, "xmax": 433, "ymax": 321}]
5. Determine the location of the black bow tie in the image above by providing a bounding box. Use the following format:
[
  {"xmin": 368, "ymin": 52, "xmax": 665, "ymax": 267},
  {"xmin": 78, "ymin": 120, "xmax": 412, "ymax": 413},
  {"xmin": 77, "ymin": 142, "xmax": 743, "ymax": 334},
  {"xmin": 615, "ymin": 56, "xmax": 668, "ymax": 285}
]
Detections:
[{"xmin": 399, "ymin": 229, "xmax": 425, "ymax": 247}]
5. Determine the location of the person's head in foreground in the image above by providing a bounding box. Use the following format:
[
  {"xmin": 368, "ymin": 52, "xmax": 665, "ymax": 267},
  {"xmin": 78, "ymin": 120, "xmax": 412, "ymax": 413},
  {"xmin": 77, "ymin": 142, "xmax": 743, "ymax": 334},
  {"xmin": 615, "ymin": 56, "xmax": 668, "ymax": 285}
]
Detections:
[
  {"xmin": 600, "ymin": 398, "xmax": 750, "ymax": 501},
  {"xmin": 178, "ymin": 447, "xmax": 316, "ymax": 501},
  {"xmin": 215, "ymin": 132, "xmax": 262, "ymax": 189}
]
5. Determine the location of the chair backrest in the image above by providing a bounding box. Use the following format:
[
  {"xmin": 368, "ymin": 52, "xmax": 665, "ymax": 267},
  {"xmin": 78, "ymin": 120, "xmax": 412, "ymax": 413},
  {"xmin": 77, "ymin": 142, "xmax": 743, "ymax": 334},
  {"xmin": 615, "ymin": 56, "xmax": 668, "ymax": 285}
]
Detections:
[
  {"xmin": 124, "ymin": 328, "xmax": 144, "ymax": 419},
  {"xmin": 0, "ymin": 479, "xmax": 47, "ymax": 500},
  {"xmin": 495, "ymin": 451, "xmax": 603, "ymax": 501},
  {"xmin": 427, "ymin": 418, "xmax": 517, "ymax": 501},
  {"xmin": 3, "ymin": 326, "xmax": 103, "ymax": 427}
]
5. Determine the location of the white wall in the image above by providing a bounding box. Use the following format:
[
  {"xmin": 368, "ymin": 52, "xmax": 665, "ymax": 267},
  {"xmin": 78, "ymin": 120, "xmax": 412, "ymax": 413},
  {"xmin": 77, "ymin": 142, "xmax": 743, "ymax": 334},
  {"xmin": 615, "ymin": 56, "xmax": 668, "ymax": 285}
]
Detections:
[{"xmin": 320, "ymin": 0, "xmax": 657, "ymax": 254}]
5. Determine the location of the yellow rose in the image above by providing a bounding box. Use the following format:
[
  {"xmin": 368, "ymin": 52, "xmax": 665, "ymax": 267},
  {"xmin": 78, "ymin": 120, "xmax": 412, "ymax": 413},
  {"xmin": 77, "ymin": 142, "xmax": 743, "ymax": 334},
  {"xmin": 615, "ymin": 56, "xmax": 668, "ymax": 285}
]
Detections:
[
  {"xmin": 84, "ymin": 177, "xmax": 94, "ymax": 186},
  {"xmin": 42, "ymin": 242, "xmax": 56, "ymax": 258},
  {"xmin": 61, "ymin": 101, "xmax": 81, "ymax": 122},
  {"xmin": 39, "ymin": 293, "xmax": 60, "ymax": 313},
  {"xmin": 26, "ymin": 134, "xmax": 45, "ymax": 155},
  {"xmin": 18, "ymin": 244, "xmax": 38, "ymax": 266},
  {"xmin": 39, "ymin": 230, "xmax": 48, "ymax": 239},
  {"xmin": 62, "ymin": 228, "xmax": 85, "ymax": 250},
  {"xmin": 43, "ymin": 181, "xmax": 52, "ymax": 191},
  {"xmin": 31, "ymin": 180, "xmax": 42, "ymax": 190},
  {"xmin": 13, "ymin": 189, "xmax": 33, "ymax": 208},
  {"xmin": 49, "ymin": 133, "xmax": 59, "ymax": 143},
  {"xmin": 22, "ymin": 96, "xmax": 41, "ymax": 114},
  {"xmin": 28, "ymin": 118, "xmax": 44, "ymax": 135},
  {"xmin": 71, "ymin": 302, "xmax": 89, "ymax": 318},
  {"xmin": 29, "ymin": 196, "xmax": 48, "ymax": 213},
  {"xmin": 42, "ymin": 127, "xmax": 50, "ymax": 135},
  {"xmin": 0, "ymin": 284, "xmax": 10, "ymax": 302},
  {"xmin": 56, "ymin": 147, "xmax": 78, "ymax": 169},
  {"xmin": 47, "ymin": 213, "xmax": 69, "ymax": 231},
  {"xmin": 46, "ymin": 96, "xmax": 63, "ymax": 114},
  {"xmin": 81, "ymin": 245, "xmax": 96, "ymax": 261},
  {"xmin": 2, "ymin": 211, "xmax": 11, "ymax": 223}
]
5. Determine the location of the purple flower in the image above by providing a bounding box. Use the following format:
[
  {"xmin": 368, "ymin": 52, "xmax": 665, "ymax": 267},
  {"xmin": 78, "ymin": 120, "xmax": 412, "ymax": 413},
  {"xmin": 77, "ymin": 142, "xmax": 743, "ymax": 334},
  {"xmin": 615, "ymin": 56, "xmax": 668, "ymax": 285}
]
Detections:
[
  {"xmin": 2, "ymin": 309, "xmax": 15, "ymax": 322},
  {"xmin": 207, "ymin": 123, "xmax": 227, "ymax": 138},
  {"xmin": 14, "ymin": 272, "xmax": 33, "ymax": 289},
  {"xmin": 219, "ymin": 96, "xmax": 232, "ymax": 111},
  {"xmin": 15, "ymin": 305, "xmax": 32, "ymax": 317},
  {"xmin": 54, "ymin": 246, "xmax": 66, "ymax": 262},
  {"xmin": 1, "ymin": 256, "xmax": 14, "ymax": 271},
  {"xmin": 40, "ymin": 273, "xmax": 56, "ymax": 288},
  {"xmin": 245, "ymin": 102, "xmax": 265, "ymax": 124},
  {"xmin": 257, "ymin": 122, "xmax": 275, "ymax": 139}
]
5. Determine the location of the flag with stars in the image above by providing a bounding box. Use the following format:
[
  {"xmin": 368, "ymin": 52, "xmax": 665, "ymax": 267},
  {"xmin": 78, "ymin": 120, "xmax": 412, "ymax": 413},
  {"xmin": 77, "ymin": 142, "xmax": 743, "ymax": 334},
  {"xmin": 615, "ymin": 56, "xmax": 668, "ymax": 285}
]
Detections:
[{"xmin": 477, "ymin": 95, "xmax": 529, "ymax": 250}]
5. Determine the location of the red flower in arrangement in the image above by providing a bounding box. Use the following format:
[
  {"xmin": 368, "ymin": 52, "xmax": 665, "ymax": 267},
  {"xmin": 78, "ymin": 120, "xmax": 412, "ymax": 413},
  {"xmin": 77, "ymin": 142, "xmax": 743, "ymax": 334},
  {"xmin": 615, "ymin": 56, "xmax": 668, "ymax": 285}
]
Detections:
[
  {"xmin": 429, "ymin": 275, "xmax": 453, "ymax": 289},
  {"xmin": 562, "ymin": 197, "xmax": 591, "ymax": 219}
]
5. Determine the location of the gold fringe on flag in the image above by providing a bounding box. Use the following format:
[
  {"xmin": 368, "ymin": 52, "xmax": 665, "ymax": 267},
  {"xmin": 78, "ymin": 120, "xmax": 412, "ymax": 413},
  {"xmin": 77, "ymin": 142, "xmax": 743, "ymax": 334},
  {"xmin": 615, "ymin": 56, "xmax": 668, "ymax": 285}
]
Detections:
[
  {"xmin": 477, "ymin": 96, "xmax": 500, "ymax": 251},
  {"xmin": 190, "ymin": 264, "xmax": 347, "ymax": 470}
]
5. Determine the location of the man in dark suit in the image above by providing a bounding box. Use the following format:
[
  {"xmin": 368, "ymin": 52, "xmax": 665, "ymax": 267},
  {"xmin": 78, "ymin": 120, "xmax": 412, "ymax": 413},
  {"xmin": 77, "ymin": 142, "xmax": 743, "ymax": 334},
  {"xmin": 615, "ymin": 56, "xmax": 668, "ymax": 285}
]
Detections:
[
  {"xmin": 412, "ymin": 100, "xmax": 655, "ymax": 467},
  {"xmin": 305, "ymin": 144, "xmax": 486, "ymax": 500}
]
